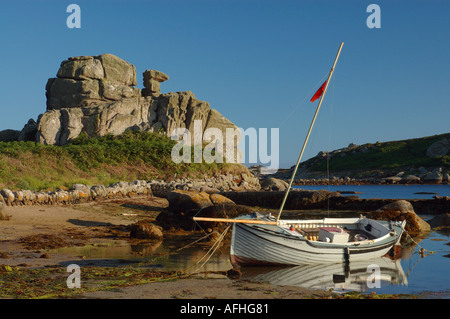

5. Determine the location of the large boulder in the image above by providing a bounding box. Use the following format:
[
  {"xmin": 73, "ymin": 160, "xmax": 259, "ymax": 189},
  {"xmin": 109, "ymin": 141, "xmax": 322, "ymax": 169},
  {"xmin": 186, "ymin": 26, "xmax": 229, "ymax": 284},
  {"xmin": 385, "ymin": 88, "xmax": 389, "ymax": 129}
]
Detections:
[
  {"xmin": 159, "ymin": 189, "xmax": 253, "ymax": 231},
  {"xmin": 142, "ymin": 69, "xmax": 169, "ymax": 97},
  {"xmin": 0, "ymin": 189, "xmax": 14, "ymax": 205},
  {"xmin": 371, "ymin": 200, "xmax": 431, "ymax": 237},
  {"xmin": 130, "ymin": 220, "xmax": 163, "ymax": 239},
  {"xmin": 0, "ymin": 202, "xmax": 9, "ymax": 221},
  {"xmin": 422, "ymin": 171, "xmax": 443, "ymax": 184},
  {"xmin": 261, "ymin": 177, "xmax": 289, "ymax": 191},
  {"xmin": 426, "ymin": 137, "xmax": 450, "ymax": 158},
  {"xmin": 46, "ymin": 54, "xmax": 140, "ymax": 110},
  {"xmin": 167, "ymin": 190, "xmax": 213, "ymax": 214}
]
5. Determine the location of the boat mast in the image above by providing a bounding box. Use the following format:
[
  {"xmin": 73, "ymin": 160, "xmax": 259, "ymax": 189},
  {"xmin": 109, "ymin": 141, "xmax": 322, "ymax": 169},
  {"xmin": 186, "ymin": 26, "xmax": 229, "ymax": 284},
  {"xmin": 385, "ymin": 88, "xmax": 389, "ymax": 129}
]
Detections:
[{"xmin": 275, "ymin": 42, "xmax": 344, "ymax": 223}]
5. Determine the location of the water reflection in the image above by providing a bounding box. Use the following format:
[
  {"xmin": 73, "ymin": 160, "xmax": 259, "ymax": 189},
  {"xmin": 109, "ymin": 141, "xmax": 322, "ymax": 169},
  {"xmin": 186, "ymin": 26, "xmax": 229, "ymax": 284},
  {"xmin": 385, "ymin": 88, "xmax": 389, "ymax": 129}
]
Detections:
[
  {"xmin": 240, "ymin": 257, "xmax": 408, "ymax": 293},
  {"xmin": 50, "ymin": 228, "xmax": 448, "ymax": 294}
]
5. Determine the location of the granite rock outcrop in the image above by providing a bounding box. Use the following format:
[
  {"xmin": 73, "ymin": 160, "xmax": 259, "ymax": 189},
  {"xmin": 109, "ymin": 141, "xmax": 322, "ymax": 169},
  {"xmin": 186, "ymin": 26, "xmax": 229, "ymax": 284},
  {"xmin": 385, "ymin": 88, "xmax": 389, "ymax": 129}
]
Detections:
[{"xmin": 4, "ymin": 54, "xmax": 241, "ymax": 162}]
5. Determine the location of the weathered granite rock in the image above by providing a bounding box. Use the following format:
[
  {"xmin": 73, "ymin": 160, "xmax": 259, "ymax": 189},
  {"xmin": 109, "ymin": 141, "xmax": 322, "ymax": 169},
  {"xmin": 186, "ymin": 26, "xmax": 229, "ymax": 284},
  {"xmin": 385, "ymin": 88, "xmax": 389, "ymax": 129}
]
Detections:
[
  {"xmin": 373, "ymin": 200, "xmax": 431, "ymax": 236},
  {"xmin": 204, "ymin": 108, "xmax": 242, "ymax": 163},
  {"xmin": 209, "ymin": 193, "xmax": 235, "ymax": 205},
  {"xmin": 46, "ymin": 54, "xmax": 140, "ymax": 110},
  {"xmin": 0, "ymin": 202, "xmax": 9, "ymax": 220},
  {"xmin": 402, "ymin": 175, "xmax": 421, "ymax": 184},
  {"xmin": 18, "ymin": 119, "xmax": 38, "ymax": 142},
  {"xmin": 167, "ymin": 190, "xmax": 213, "ymax": 213},
  {"xmin": 383, "ymin": 176, "xmax": 402, "ymax": 184},
  {"xmin": 426, "ymin": 137, "xmax": 450, "ymax": 158},
  {"xmin": 260, "ymin": 177, "xmax": 289, "ymax": 191},
  {"xmin": 36, "ymin": 108, "xmax": 84, "ymax": 145},
  {"xmin": 422, "ymin": 171, "xmax": 443, "ymax": 184},
  {"xmin": 142, "ymin": 69, "xmax": 169, "ymax": 97},
  {"xmin": 36, "ymin": 53, "xmax": 240, "ymax": 155},
  {"xmin": 57, "ymin": 54, "xmax": 136, "ymax": 85},
  {"xmin": 46, "ymin": 77, "xmax": 141, "ymax": 110},
  {"xmin": 130, "ymin": 220, "xmax": 163, "ymax": 239},
  {"xmin": 443, "ymin": 173, "xmax": 450, "ymax": 183},
  {"xmin": 0, "ymin": 189, "xmax": 14, "ymax": 205}
]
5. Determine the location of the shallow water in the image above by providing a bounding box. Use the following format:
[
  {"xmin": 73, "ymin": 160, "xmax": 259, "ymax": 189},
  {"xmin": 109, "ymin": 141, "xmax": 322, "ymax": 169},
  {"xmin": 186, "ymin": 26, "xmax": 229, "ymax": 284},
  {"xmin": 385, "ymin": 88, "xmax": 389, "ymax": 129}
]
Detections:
[
  {"xmin": 50, "ymin": 224, "xmax": 450, "ymax": 296},
  {"xmin": 50, "ymin": 185, "xmax": 450, "ymax": 296},
  {"xmin": 293, "ymin": 184, "xmax": 450, "ymax": 199}
]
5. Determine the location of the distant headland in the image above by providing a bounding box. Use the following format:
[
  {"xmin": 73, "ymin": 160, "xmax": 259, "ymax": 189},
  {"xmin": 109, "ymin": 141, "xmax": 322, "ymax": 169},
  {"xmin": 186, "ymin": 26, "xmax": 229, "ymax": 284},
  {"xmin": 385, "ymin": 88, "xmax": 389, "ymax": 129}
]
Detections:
[{"xmin": 258, "ymin": 133, "xmax": 450, "ymax": 185}]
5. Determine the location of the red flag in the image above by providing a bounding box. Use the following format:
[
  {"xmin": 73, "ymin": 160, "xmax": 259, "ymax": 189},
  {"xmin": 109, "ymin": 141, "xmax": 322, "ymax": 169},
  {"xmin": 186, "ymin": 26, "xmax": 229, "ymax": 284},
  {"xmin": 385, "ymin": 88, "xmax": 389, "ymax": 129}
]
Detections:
[{"xmin": 310, "ymin": 81, "xmax": 327, "ymax": 103}]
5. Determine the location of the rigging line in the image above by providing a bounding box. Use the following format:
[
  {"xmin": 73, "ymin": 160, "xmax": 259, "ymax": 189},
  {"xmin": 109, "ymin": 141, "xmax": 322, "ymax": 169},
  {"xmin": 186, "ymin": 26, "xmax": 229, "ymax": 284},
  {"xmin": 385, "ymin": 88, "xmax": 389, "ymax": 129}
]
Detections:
[
  {"xmin": 326, "ymin": 74, "xmax": 336, "ymax": 217},
  {"xmin": 195, "ymin": 225, "xmax": 229, "ymax": 265},
  {"xmin": 192, "ymin": 203, "xmax": 216, "ymax": 233},
  {"xmin": 404, "ymin": 230, "xmax": 437, "ymax": 254},
  {"xmin": 279, "ymin": 72, "xmax": 329, "ymax": 128},
  {"xmin": 192, "ymin": 225, "xmax": 230, "ymax": 274}
]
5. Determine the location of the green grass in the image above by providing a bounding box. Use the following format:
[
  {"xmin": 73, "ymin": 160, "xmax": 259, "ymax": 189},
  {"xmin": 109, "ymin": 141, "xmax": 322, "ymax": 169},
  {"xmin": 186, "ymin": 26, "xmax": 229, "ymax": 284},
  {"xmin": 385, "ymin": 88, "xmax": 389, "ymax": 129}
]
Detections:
[
  {"xmin": 301, "ymin": 133, "xmax": 450, "ymax": 174},
  {"xmin": 0, "ymin": 130, "xmax": 247, "ymax": 191}
]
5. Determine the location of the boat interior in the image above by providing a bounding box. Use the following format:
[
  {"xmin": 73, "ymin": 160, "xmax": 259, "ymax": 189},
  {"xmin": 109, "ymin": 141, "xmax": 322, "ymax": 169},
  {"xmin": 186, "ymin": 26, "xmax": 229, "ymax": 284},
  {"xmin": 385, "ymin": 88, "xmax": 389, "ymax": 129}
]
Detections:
[{"xmin": 275, "ymin": 216, "xmax": 392, "ymax": 244}]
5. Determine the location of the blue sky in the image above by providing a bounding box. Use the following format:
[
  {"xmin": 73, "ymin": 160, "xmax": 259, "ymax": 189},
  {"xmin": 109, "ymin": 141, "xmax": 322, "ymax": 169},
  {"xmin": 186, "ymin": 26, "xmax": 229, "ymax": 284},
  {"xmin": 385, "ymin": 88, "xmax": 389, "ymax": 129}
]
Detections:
[{"xmin": 1, "ymin": 0, "xmax": 449, "ymax": 168}]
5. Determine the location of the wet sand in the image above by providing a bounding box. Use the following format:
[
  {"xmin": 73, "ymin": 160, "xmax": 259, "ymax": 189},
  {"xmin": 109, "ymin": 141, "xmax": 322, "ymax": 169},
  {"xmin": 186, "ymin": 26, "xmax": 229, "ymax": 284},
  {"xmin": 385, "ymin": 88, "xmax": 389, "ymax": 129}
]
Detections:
[{"xmin": 0, "ymin": 196, "xmax": 335, "ymax": 299}]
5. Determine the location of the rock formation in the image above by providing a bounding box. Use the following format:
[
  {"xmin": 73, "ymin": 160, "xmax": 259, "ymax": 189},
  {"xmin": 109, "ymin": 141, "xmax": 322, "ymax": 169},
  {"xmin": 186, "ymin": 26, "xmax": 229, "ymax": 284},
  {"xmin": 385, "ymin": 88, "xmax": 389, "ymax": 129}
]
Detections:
[
  {"xmin": 3, "ymin": 53, "xmax": 241, "ymax": 162},
  {"xmin": 46, "ymin": 54, "xmax": 140, "ymax": 110},
  {"xmin": 426, "ymin": 137, "xmax": 450, "ymax": 158},
  {"xmin": 371, "ymin": 200, "xmax": 431, "ymax": 236}
]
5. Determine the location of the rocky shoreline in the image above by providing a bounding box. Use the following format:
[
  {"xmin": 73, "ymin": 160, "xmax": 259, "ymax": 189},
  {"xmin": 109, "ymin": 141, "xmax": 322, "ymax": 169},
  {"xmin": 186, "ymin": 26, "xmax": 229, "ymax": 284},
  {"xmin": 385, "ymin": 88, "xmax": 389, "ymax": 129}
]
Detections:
[
  {"xmin": 256, "ymin": 168, "xmax": 450, "ymax": 186},
  {"xmin": 0, "ymin": 172, "xmax": 260, "ymax": 207},
  {"xmin": 1, "ymin": 172, "xmax": 448, "ymax": 217}
]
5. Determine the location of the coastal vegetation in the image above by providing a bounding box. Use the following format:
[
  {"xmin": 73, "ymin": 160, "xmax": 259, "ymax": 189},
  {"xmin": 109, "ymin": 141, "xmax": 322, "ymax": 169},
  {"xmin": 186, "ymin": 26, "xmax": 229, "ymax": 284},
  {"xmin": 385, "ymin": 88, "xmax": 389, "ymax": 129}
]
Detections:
[
  {"xmin": 0, "ymin": 130, "xmax": 246, "ymax": 192},
  {"xmin": 299, "ymin": 133, "xmax": 450, "ymax": 177}
]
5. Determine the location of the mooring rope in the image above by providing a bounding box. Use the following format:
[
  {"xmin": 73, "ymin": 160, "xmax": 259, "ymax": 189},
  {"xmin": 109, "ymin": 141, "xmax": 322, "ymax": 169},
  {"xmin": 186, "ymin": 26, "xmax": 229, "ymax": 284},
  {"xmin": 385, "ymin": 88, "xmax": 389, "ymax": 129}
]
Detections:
[
  {"xmin": 403, "ymin": 229, "xmax": 437, "ymax": 254},
  {"xmin": 191, "ymin": 225, "xmax": 231, "ymax": 274}
]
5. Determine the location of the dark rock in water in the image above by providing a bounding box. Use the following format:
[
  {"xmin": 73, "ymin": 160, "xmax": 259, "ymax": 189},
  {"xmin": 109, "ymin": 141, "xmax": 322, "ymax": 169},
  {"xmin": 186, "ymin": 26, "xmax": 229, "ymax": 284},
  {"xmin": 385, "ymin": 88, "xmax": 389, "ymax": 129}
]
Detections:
[
  {"xmin": 414, "ymin": 192, "xmax": 438, "ymax": 195},
  {"xmin": 338, "ymin": 191, "xmax": 364, "ymax": 194},
  {"xmin": 427, "ymin": 213, "xmax": 449, "ymax": 228},
  {"xmin": 130, "ymin": 220, "xmax": 163, "ymax": 239},
  {"xmin": 226, "ymin": 268, "xmax": 241, "ymax": 279},
  {"xmin": 368, "ymin": 200, "xmax": 430, "ymax": 237},
  {"xmin": 220, "ymin": 190, "xmax": 341, "ymax": 210}
]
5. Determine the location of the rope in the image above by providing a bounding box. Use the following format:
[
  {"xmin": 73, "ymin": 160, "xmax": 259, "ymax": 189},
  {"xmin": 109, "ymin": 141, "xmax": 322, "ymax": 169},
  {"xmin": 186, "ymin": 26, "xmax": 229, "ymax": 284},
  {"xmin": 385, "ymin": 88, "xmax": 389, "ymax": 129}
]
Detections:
[
  {"xmin": 191, "ymin": 225, "xmax": 231, "ymax": 274},
  {"xmin": 403, "ymin": 229, "xmax": 437, "ymax": 254},
  {"xmin": 193, "ymin": 203, "xmax": 211, "ymax": 218},
  {"xmin": 279, "ymin": 72, "xmax": 329, "ymax": 128},
  {"xmin": 126, "ymin": 223, "xmax": 231, "ymax": 284}
]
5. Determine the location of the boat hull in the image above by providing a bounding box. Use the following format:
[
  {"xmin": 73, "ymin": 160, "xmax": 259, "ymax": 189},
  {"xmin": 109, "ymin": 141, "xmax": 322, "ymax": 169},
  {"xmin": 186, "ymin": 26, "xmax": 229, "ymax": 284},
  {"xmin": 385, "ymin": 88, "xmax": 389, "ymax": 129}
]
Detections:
[{"xmin": 230, "ymin": 219, "xmax": 404, "ymax": 267}]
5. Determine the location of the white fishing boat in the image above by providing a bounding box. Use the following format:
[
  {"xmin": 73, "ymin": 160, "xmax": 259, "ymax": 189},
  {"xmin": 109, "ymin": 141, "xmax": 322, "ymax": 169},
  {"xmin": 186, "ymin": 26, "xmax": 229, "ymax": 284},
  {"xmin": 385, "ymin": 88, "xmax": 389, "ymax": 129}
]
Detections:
[
  {"xmin": 228, "ymin": 212, "xmax": 405, "ymax": 266},
  {"xmin": 194, "ymin": 42, "xmax": 406, "ymax": 266}
]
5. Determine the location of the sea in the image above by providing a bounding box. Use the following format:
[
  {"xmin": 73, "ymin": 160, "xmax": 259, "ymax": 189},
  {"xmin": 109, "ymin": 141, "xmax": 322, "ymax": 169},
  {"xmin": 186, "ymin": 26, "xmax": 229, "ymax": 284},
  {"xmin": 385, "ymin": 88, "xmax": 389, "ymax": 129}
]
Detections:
[
  {"xmin": 53, "ymin": 184, "xmax": 450, "ymax": 297},
  {"xmin": 292, "ymin": 184, "xmax": 450, "ymax": 200}
]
